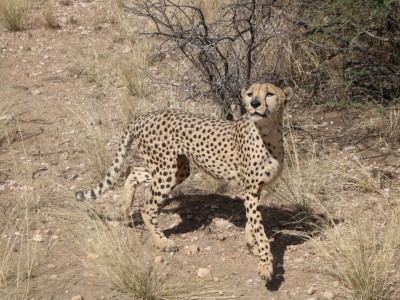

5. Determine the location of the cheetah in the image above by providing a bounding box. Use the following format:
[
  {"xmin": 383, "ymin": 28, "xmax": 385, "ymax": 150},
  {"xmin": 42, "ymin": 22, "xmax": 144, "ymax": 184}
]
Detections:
[{"xmin": 76, "ymin": 83, "xmax": 293, "ymax": 281}]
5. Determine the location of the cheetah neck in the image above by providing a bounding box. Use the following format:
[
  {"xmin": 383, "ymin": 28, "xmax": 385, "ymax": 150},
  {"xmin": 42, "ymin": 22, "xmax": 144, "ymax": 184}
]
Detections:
[{"xmin": 253, "ymin": 116, "xmax": 284, "ymax": 162}]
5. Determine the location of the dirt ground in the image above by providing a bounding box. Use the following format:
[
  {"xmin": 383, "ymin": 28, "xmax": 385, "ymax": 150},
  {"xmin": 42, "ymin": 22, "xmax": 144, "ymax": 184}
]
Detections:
[{"xmin": 1, "ymin": 1, "xmax": 399, "ymax": 299}]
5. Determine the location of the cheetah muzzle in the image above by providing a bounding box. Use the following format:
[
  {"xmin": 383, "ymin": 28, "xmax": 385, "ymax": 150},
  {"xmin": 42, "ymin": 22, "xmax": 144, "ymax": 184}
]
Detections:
[{"xmin": 76, "ymin": 83, "xmax": 294, "ymax": 281}]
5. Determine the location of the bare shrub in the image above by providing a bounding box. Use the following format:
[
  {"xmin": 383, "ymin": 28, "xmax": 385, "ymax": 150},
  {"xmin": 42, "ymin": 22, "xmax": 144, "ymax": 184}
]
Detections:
[
  {"xmin": 291, "ymin": 0, "xmax": 400, "ymax": 105},
  {"xmin": 126, "ymin": 0, "xmax": 291, "ymax": 118}
]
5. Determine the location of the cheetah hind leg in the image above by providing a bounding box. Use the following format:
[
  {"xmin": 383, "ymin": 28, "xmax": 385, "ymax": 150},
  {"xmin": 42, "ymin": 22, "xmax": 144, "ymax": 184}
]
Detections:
[{"xmin": 121, "ymin": 167, "xmax": 152, "ymax": 217}]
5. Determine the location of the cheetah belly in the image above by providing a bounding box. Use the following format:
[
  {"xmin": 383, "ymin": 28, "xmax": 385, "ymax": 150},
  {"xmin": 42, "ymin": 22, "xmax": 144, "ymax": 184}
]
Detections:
[{"xmin": 178, "ymin": 141, "xmax": 240, "ymax": 181}]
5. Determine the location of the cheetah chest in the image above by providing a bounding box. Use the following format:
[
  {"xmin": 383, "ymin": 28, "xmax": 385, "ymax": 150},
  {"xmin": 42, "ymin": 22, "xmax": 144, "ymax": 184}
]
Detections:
[{"xmin": 235, "ymin": 118, "xmax": 284, "ymax": 185}]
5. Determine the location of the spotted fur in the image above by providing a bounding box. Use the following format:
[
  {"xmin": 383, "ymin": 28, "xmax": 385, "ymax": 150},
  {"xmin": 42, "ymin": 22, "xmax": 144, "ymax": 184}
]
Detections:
[{"xmin": 76, "ymin": 83, "xmax": 293, "ymax": 281}]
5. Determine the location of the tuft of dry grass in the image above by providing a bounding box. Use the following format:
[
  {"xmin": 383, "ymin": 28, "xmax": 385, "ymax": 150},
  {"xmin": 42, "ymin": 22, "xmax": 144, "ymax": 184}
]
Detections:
[
  {"xmin": 67, "ymin": 48, "xmax": 108, "ymax": 87},
  {"xmin": 70, "ymin": 104, "xmax": 111, "ymax": 181},
  {"xmin": 77, "ymin": 206, "xmax": 231, "ymax": 299},
  {"xmin": 379, "ymin": 109, "xmax": 400, "ymax": 144},
  {"xmin": 106, "ymin": 0, "xmax": 133, "ymax": 43},
  {"xmin": 0, "ymin": 200, "xmax": 39, "ymax": 299},
  {"xmin": 0, "ymin": 0, "xmax": 27, "ymax": 31},
  {"xmin": 274, "ymin": 118, "xmax": 383, "ymax": 227},
  {"xmin": 313, "ymin": 213, "xmax": 400, "ymax": 300},
  {"xmin": 77, "ymin": 208, "xmax": 160, "ymax": 298},
  {"xmin": 274, "ymin": 121, "xmax": 328, "ymax": 218},
  {"xmin": 117, "ymin": 40, "xmax": 153, "ymax": 121},
  {"xmin": 42, "ymin": 0, "xmax": 60, "ymax": 29}
]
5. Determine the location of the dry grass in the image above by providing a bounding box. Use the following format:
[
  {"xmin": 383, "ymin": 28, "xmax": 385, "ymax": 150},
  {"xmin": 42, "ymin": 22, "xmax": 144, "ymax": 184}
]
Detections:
[
  {"xmin": 202, "ymin": 174, "xmax": 227, "ymax": 194},
  {"xmin": 106, "ymin": 0, "xmax": 133, "ymax": 43},
  {"xmin": 67, "ymin": 51, "xmax": 106, "ymax": 87},
  {"xmin": 277, "ymin": 119, "xmax": 399, "ymax": 299},
  {"xmin": 77, "ymin": 206, "xmax": 231, "ymax": 299},
  {"xmin": 0, "ymin": 133, "xmax": 39, "ymax": 299},
  {"xmin": 77, "ymin": 207, "xmax": 160, "ymax": 298},
  {"xmin": 379, "ymin": 109, "xmax": 400, "ymax": 144},
  {"xmin": 70, "ymin": 104, "xmax": 112, "ymax": 181},
  {"xmin": 82, "ymin": 48, "xmax": 106, "ymax": 87},
  {"xmin": 42, "ymin": 0, "xmax": 60, "ymax": 29},
  {"xmin": 116, "ymin": 39, "xmax": 155, "ymax": 120},
  {"xmin": 0, "ymin": 0, "xmax": 27, "ymax": 31},
  {"xmin": 276, "ymin": 119, "xmax": 382, "ymax": 210},
  {"xmin": 0, "ymin": 197, "xmax": 39, "ymax": 299},
  {"xmin": 313, "ymin": 212, "xmax": 400, "ymax": 300},
  {"xmin": 0, "ymin": 104, "xmax": 17, "ymax": 149}
]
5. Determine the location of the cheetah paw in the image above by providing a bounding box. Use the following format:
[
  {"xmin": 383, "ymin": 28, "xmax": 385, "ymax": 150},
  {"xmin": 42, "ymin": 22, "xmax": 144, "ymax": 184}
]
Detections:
[
  {"xmin": 156, "ymin": 238, "xmax": 178, "ymax": 252},
  {"xmin": 258, "ymin": 261, "xmax": 274, "ymax": 281}
]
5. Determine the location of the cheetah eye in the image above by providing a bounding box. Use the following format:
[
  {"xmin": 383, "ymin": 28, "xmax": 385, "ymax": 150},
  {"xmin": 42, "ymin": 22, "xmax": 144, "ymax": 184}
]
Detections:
[
  {"xmin": 246, "ymin": 92, "xmax": 253, "ymax": 97},
  {"xmin": 266, "ymin": 93, "xmax": 275, "ymax": 97}
]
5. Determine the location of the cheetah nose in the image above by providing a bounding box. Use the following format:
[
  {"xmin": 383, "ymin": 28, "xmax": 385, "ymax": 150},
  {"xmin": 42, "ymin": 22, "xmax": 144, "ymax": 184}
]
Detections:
[{"xmin": 251, "ymin": 99, "xmax": 261, "ymax": 108}]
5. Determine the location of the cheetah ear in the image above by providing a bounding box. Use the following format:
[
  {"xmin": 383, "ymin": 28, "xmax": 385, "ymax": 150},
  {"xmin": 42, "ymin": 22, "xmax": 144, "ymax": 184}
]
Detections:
[{"xmin": 283, "ymin": 87, "xmax": 293, "ymax": 103}]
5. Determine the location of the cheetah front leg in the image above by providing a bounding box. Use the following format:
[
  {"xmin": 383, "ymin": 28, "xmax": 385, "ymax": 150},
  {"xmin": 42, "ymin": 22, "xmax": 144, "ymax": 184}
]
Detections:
[{"xmin": 244, "ymin": 190, "xmax": 274, "ymax": 281}]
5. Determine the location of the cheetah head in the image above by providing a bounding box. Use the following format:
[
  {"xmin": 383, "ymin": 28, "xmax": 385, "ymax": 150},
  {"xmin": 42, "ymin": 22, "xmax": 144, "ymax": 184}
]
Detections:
[{"xmin": 241, "ymin": 83, "xmax": 293, "ymax": 122}]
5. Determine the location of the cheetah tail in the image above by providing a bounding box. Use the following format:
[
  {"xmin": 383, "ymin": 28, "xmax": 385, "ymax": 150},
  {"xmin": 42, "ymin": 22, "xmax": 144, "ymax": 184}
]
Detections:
[{"xmin": 75, "ymin": 123, "xmax": 134, "ymax": 201}]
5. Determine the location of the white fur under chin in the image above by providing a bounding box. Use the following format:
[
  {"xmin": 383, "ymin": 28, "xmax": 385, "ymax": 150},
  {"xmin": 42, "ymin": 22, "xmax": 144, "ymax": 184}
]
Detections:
[{"xmin": 250, "ymin": 114, "xmax": 265, "ymax": 122}]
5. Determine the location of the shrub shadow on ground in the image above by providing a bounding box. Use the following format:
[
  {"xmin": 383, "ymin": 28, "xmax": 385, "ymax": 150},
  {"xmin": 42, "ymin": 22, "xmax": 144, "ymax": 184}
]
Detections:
[{"xmin": 126, "ymin": 193, "xmax": 338, "ymax": 291}]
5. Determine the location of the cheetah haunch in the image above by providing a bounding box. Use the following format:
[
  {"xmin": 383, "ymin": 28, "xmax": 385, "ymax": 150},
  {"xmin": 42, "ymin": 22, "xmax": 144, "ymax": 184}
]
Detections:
[{"xmin": 76, "ymin": 83, "xmax": 293, "ymax": 281}]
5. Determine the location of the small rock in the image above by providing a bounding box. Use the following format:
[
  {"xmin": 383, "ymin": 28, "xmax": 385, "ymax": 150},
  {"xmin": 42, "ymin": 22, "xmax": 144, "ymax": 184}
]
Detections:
[
  {"xmin": 86, "ymin": 253, "xmax": 99, "ymax": 260},
  {"xmin": 31, "ymin": 89, "xmax": 41, "ymax": 95},
  {"xmin": 343, "ymin": 145, "xmax": 356, "ymax": 152},
  {"xmin": 0, "ymin": 184, "xmax": 5, "ymax": 191},
  {"xmin": 154, "ymin": 256, "xmax": 164, "ymax": 264},
  {"xmin": 32, "ymin": 233, "xmax": 44, "ymax": 242},
  {"xmin": 213, "ymin": 277, "xmax": 220, "ymax": 282},
  {"xmin": 323, "ymin": 291, "xmax": 335, "ymax": 299},
  {"xmin": 307, "ymin": 286, "xmax": 316, "ymax": 295},
  {"xmin": 107, "ymin": 221, "xmax": 119, "ymax": 228},
  {"xmin": 197, "ymin": 267, "xmax": 211, "ymax": 278},
  {"xmin": 213, "ymin": 218, "xmax": 232, "ymax": 230},
  {"xmin": 44, "ymin": 229, "xmax": 52, "ymax": 235},
  {"xmin": 217, "ymin": 233, "xmax": 227, "ymax": 241},
  {"xmin": 71, "ymin": 296, "xmax": 84, "ymax": 300},
  {"xmin": 184, "ymin": 244, "xmax": 200, "ymax": 256},
  {"xmin": 333, "ymin": 281, "xmax": 340, "ymax": 288},
  {"xmin": 47, "ymin": 263, "xmax": 56, "ymax": 269}
]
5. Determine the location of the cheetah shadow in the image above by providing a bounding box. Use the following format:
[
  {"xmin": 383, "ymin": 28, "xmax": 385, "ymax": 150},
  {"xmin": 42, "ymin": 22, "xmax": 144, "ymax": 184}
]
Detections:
[{"xmin": 127, "ymin": 192, "xmax": 339, "ymax": 291}]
